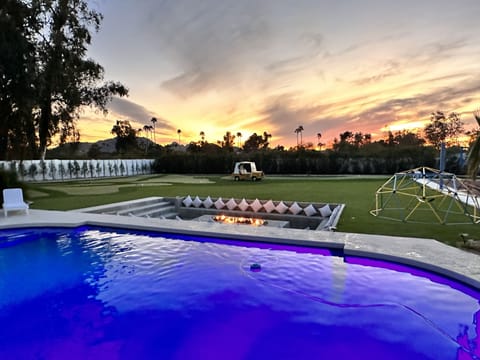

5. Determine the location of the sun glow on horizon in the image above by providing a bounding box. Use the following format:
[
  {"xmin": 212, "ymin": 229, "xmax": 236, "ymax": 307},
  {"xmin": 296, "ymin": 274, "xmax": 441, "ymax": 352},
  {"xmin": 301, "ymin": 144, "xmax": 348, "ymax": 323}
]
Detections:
[
  {"xmin": 381, "ymin": 120, "xmax": 428, "ymax": 133},
  {"xmin": 68, "ymin": 0, "xmax": 480, "ymax": 151}
]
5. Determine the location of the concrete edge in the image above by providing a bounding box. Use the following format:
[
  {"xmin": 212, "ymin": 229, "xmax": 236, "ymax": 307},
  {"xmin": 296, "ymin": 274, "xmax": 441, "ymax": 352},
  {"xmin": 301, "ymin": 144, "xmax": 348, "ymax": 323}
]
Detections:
[
  {"xmin": 343, "ymin": 248, "xmax": 480, "ymax": 289},
  {"xmin": 71, "ymin": 196, "xmax": 164, "ymax": 213}
]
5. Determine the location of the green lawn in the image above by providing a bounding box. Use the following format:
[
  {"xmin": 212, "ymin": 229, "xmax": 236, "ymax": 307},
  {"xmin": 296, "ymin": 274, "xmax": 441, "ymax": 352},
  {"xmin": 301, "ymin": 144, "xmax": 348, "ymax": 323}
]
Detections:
[{"xmin": 26, "ymin": 174, "xmax": 478, "ymax": 247}]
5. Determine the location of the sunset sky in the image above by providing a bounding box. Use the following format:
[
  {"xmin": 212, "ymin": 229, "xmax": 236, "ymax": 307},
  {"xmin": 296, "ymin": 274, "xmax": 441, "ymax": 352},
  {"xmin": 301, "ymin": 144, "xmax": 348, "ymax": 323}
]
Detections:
[{"xmin": 80, "ymin": 0, "xmax": 480, "ymax": 148}]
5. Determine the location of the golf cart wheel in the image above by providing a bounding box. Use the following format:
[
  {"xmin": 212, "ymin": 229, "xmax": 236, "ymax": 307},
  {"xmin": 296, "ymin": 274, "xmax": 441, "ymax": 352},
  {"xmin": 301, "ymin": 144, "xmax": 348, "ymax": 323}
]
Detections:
[
  {"xmin": 252, "ymin": 176, "xmax": 257, "ymax": 182},
  {"xmin": 234, "ymin": 176, "xmax": 240, "ymax": 181}
]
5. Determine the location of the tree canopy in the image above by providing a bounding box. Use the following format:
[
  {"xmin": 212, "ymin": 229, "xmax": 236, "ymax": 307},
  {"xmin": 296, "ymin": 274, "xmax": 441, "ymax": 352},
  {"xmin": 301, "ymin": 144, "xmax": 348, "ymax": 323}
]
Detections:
[
  {"xmin": 111, "ymin": 120, "xmax": 138, "ymax": 154},
  {"xmin": 467, "ymin": 109, "xmax": 480, "ymax": 179},
  {"xmin": 424, "ymin": 111, "xmax": 464, "ymax": 149},
  {"xmin": 0, "ymin": 0, "xmax": 128, "ymax": 160},
  {"xmin": 243, "ymin": 132, "xmax": 271, "ymax": 151}
]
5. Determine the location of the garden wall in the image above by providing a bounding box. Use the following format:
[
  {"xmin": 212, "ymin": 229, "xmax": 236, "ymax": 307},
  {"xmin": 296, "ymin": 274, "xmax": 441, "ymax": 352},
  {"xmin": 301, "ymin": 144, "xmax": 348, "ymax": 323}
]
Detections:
[{"xmin": 0, "ymin": 159, "xmax": 154, "ymax": 182}]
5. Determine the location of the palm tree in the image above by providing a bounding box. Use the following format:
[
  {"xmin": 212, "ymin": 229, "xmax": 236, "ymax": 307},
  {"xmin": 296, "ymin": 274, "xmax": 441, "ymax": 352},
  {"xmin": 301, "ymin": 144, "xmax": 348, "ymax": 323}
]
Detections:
[
  {"xmin": 151, "ymin": 117, "xmax": 157, "ymax": 143},
  {"xmin": 294, "ymin": 125, "xmax": 304, "ymax": 147},
  {"xmin": 317, "ymin": 132, "xmax": 322, "ymax": 150},
  {"xmin": 200, "ymin": 131, "xmax": 205, "ymax": 143},
  {"xmin": 143, "ymin": 124, "xmax": 151, "ymax": 139},
  {"xmin": 467, "ymin": 109, "xmax": 480, "ymax": 180},
  {"xmin": 236, "ymin": 132, "xmax": 242, "ymax": 148},
  {"xmin": 222, "ymin": 131, "xmax": 235, "ymax": 149},
  {"xmin": 177, "ymin": 129, "xmax": 182, "ymax": 143},
  {"xmin": 141, "ymin": 125, "xmax": 152, "ymax": 154}
]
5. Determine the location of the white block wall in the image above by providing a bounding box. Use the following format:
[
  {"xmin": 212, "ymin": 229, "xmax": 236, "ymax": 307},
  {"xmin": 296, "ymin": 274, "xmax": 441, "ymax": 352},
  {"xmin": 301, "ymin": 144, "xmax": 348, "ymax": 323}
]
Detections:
[{"xmin": 0, "ymin": 159, "xmax": 155, "ymax": 182}]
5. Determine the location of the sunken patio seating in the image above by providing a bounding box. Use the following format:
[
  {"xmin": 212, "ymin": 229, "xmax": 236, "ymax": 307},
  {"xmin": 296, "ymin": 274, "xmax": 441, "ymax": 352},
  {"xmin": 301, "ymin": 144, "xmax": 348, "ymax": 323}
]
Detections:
[{"xmin": 174, "ymin": 195, "xmax": 345, "ymax": 231}]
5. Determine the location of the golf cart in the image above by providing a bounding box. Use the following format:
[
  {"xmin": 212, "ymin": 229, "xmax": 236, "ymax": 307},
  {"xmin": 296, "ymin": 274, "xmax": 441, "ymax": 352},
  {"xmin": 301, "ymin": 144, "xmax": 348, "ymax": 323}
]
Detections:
[{"xmin": 232, "ymin": 161, "xmax": 264, "ymax": 181}]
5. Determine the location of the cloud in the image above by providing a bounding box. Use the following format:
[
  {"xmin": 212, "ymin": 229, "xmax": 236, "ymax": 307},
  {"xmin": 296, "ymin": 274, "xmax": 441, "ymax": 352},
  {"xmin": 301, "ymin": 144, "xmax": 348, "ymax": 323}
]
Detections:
[
  {"xmin": 256, "ymin": 73, "xmax": 480, "ymax": 145},
  {"xmin": 353, "ymin": 61, "xmax": 401, "ymax": 86},
  {"xmin": 342, "ymin": 37, "xmax": 471, "ymax": 90},
  {"xmin": 255, "ymin": 95, "xmax": 334, "ymax": 145},
  {"xmin": 140, "ymin": 0, "xmax": 272, "ymax": 98},
  {"xmin": 342, "ymin": 75, "xmax": 480, "ymax": 131},
  {"xmin": 137, "ymin": 3, "xmax": 329, "ymax": 99},
  {"xmin": 265, "ymin": 31, "xmax": 325, "ymax": 75},
  {"xmin": 91, "ymin": 0, "xmax": 480, "ymax": 146},
  {"xmin": 416, "ymin": 38, "xmax": 470, "ymax": 62},
  {"xmin": 108, "ymin": 98, "xmax": 174, "ymax": 133}
]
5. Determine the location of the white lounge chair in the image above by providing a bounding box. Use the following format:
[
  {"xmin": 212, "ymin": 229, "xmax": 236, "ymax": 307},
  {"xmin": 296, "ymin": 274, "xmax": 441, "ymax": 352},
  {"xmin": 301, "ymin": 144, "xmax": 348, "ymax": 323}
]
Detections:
[{"xmin": 2, "ymin": 188, "xmax": 29, "ymax": 217}]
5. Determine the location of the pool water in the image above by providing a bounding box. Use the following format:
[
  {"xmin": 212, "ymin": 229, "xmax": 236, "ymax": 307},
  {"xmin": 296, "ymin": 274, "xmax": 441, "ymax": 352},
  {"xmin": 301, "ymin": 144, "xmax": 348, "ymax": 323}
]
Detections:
[{"xmin": 0, "ymin": 226, "xmax": 479, "ymax": 359}]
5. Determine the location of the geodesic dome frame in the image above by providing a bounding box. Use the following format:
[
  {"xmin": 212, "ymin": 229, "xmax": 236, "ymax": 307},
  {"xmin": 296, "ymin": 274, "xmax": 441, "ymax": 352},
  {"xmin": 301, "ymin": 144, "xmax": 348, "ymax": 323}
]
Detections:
[{"xmin": 370, "ymin": 167, "xmax": 480, "ymax": 225}]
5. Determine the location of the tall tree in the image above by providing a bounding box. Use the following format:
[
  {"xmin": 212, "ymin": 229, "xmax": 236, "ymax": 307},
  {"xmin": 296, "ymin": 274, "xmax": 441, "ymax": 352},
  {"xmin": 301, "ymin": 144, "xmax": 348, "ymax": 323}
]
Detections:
[
  {"xmin": 111, "ymin": 120, "xmax": 137, "ymax": 154},
  {"xmin": 141, "ymin": 124, "xmax": 153, "ymax": 154},
  {"xmin": 262, "ymin": 131, "xmax": 272, "ymax": 149},
  {"xmin": 467, "ymin": 109, "xmax": 480, "ymax": 179},
  {"xmin": 243, "ymin": 133, "xmax": 263, "ymax": 151},
  {"xmin": 0, "ymin": 0, "xmax": 39, "ymax": 159},
  {"xmin": 333, "ymin": 131, "xmax": 372, "ymax": 152},
  {"xmin": 143, "ymin": 124, "xmax": 153, "ymax": 139},
  {"xmin": 236, "ymin": 132, "xmax": 242, "ymax": 147},
  {"xmin": 177, "ymin": 129, "xmax": 182, "ymax": 143},
  {"xmin": 151, "ymin": 117, "xmax": 157, "ymax": 143},
  {"xmin": 294, "ymin": 125, "xmax": 304, "ymax": 147},
  {"xmin": 332, "ymin": 131, "xmax": 353, "ymax": 152},
  {"xmin": 316, "ymin": 132, "xmax": 322, "ymax": 149},
  {"xmin": 35, "ymin": 0, "xmax": 128, "ymax": 159},
  {"xmin": 389, "ymin": 131, "xmax": 425, "ymax": 147},
  {"xmin": 243, "ymin": 131, "xmax": 272, "ymax": 151},
  {"xmin": 424, "ymin": 111, "xmax": 464, "ymax": 149},
  {"xmin": 220, "ymin": 131, "xmax": 235, "ymax": 150},
  {"xmin": 200, "ymin": 131, "xmax": 205, "ymax": 144}
]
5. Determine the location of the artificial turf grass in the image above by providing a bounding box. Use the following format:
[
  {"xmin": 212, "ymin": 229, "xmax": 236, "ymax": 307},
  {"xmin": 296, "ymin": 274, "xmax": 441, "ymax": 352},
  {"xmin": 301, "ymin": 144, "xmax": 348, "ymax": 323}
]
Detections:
[{"xmin": 27, "ymin": 175, "xmax": 478, "ymax": 246}]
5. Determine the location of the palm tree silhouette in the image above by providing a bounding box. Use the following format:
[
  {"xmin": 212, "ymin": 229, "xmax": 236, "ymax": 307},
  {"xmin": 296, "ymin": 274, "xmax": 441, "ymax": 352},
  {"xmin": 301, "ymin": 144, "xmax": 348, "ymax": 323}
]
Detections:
[
  {"xmin": 295, "ymin": 125, "xmax": 304, "ymax": 147},
  {"xmin": 143, "ymin": 125, "xmax": 151, "ymax": 140},
  {"xmin": 141, "ymin": 125, "xmax": 153, "ymax": 154},
  {"xmin": 177, "ymin": 129, "xmax": 182, "ymax": 143},
  {"xmin": 236, "ymin": 132, "xmax": 242, "ymax": 148},
  {"xmin": 222, "ymin": 131, "xmax": 235, "ymax": 149},
  {"xmin": 200, "ymin": 131, "xmax": 205, "ymax": 143},
  {"xmin": 317, "ymin": 132, "xmax": 322, "ymax": 149},
  {"xmin": 151, "ymin": 117, "xmax": 157, "ymax": 143},
  {"xmin": 467, "ymin": 108, "xmax": 480, "ymax": 180}
]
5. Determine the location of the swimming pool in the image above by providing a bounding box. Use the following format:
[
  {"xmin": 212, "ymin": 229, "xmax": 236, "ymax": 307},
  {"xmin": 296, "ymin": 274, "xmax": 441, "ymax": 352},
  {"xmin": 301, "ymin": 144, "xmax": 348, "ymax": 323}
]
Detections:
[{"xmin": 0, "ymin": 226, "xmax": 479, "ymax": 359}]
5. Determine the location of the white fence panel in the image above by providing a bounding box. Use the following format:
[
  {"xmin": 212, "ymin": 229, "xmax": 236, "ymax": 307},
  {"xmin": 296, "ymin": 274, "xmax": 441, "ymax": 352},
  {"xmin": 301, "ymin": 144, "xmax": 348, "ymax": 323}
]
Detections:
[{"xmin": 0, "ymin": 159, "xmax": 155, "ymax": 182}]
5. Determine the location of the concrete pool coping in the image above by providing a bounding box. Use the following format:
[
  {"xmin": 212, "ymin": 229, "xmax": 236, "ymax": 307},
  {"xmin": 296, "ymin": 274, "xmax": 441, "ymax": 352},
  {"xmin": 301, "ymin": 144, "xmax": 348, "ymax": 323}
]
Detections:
[{"xmin": 1, "ymin": 209, "xmax": 479, "ymax": 290}]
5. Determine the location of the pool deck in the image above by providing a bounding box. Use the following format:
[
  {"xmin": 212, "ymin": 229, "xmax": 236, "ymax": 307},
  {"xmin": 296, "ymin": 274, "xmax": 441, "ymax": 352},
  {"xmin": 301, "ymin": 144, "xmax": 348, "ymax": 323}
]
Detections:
[{"xmin": 1, "ymin": 209, "xmax": 479, "ymax": 289}]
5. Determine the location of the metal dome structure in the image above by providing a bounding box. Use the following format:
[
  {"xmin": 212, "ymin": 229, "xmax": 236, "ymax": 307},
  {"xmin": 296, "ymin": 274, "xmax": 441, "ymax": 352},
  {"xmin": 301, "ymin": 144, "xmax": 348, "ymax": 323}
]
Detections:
[{"xmin": 370, "ymin": 167, "xmax": 480, "ymax": 224}]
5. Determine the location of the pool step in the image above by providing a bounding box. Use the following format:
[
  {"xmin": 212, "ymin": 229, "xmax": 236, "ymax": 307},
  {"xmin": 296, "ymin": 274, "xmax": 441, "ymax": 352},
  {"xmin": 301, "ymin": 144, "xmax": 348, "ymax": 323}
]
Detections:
[
  {"xmin": 117, "ymin": 201, "xmax": 171, "ymax": 216},
  {"xmin": 132, "ymin": 203, "xmax": 177, "ymax": 219},
  {"xmin": 150, "ymin": 211, "xmax": 179, "ymax": 219},
  {"xmin": 74, "ymin": 197, "xmax": 179, "ymax": 219}
]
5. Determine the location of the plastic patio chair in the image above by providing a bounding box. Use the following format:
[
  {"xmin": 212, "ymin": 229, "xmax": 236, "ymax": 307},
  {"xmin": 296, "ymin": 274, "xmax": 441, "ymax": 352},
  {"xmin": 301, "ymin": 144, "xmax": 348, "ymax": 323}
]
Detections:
[{"xmin": 2, "ymin": 188, "xmax": 29, "ymax": 217}]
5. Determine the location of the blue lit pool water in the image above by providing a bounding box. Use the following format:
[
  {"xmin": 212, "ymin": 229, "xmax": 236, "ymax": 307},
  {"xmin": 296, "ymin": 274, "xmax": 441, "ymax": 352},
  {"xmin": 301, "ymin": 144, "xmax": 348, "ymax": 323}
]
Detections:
[{"xmin": 0, "ymin": 226, "xmax": 479, "ymax": 359}]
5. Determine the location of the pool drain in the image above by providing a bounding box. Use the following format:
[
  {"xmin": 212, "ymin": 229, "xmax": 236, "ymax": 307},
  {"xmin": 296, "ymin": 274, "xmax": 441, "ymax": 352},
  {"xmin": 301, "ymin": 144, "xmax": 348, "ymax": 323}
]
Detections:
[{"xmin": 250, "ymin": 263, "xmax": 262, "ymax": 272}]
